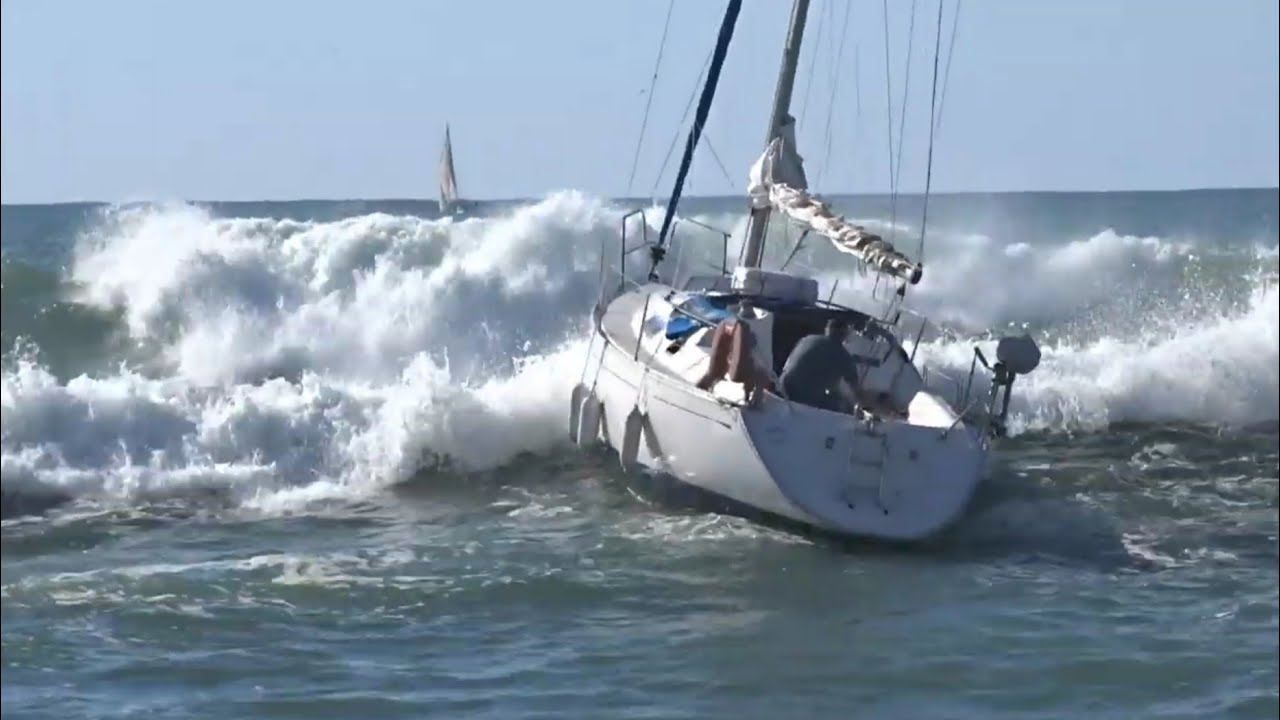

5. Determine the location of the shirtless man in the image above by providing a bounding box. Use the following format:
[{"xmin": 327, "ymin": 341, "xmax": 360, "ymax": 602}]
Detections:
[{"xmin": 696, "ymin": 300, "xmax": 769, "ymax": 404}]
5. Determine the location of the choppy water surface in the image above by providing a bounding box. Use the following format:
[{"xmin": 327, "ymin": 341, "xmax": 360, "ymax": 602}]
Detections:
[{"xmin": 3, "ymin": 191, "xmax": 1277, "ymax": 718}]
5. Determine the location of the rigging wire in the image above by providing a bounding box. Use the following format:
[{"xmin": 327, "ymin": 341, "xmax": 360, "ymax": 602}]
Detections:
[
  {"xmin": 933, "ymin": 0, "xmax": 962, "ymax": 138},
  {"xmin": 650, "ymin": 46, "xmax": 715, "ymax": 200},
  {"xmin": 918, "ymin": 0, "xmax": 946, "ymax": 264},
  {"xmin": 626, "ymin": 0, "xmax": 679, "ymax": 197},
  {"xmin": 779, "ymin": 230, "xmax": 811, "ymax": 271},
  {"xmin": 817, "ymin": 0, "xmax": 852, "ymax": 189},
  {"xmin": 892, "ymin": 0, "xmax": 918, "ymax": 198},
  {"xmin": 701, "ymin": 133, "xmax": 736, "ymax": 191},
  {"xmin": 847, "ymin": 42, "xmax": 862, "ymax": 192},
  {"xmin": 881, "ymin": 0, "xmax": 897, "ymax": 239},
  {"xmin": 888, "ymin": 0, "xmax": 918, "ymax": 247},
  {"xmin": 797, "ymin": 0, "xmax": 829, "ymax": 132},
  {"xmin": 653, "ymin": 0, "xmax": 743, "ymax": 258}
]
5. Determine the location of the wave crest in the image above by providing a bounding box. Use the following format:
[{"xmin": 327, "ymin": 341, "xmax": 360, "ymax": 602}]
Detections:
[{"xmin": 3, "ymin": 193, "xmax": 1277, "ymax": 512}]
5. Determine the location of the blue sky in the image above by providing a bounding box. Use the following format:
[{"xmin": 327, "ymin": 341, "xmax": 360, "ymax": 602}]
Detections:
[{"xmin": 2, "ymin": 0, "xmax": 1277, "ymax": 202}]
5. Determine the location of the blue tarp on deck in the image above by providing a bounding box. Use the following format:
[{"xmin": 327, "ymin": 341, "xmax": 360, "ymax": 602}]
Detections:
[{"xmin": 665, "ymin": 294, "xmax": 733, "ymax": 340}]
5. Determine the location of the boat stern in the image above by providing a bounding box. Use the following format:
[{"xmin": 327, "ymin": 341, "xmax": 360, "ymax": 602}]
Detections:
[{"xmin": 741, "ymin": 394, "xmax": 989, "ymax": 541}]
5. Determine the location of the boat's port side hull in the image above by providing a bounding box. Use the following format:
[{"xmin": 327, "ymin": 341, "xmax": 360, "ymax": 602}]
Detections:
[
  {"xmin": 586, "ymin": 334, "xmax": 989, "ymax": 541},
  {"xmin": 581, "ymin": 285, "xmax": 992, "ymax": 542},
  {"xmin": 587, "ymin": 336, "xmax": 817, "ymax": 525}
]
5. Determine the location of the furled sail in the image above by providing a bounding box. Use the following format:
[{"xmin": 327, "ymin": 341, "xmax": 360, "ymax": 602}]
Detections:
[
  {"xmin": 747, "ymin": 132, "xmax": 922, "ymax": 285},
  {"xmin": 439, "ymin": 125, "xmax": 459, "ymax": 214}
]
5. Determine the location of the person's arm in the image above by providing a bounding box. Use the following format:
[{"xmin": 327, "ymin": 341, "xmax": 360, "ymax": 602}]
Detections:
[{"xmin": 834, "ymin": 378, "xmax": 860, "ymax": 412}]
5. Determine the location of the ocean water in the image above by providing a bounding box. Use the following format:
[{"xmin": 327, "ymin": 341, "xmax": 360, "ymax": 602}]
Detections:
[{"xmin": 2, "ymin": 190, "xmax": 1277, "ymax": 719}]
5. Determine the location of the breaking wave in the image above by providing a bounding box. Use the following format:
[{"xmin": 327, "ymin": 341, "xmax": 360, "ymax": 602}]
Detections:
[{"xmin": 2, "ymin": 192, "xmax": 1276, "ymax": 511}]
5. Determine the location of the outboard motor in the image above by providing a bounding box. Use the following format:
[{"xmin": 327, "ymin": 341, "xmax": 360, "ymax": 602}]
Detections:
[{"xmin": 974, "ymin": 334, "xmax": 1041, "ymax": 437}]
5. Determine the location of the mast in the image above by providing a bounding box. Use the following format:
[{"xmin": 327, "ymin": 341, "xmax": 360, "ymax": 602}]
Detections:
[
  {"xmin": 741, "ymin": 0, "xmax": 811, "ymax": 269},
  {"xmin": 650, "ymin": 0, "xmax": 744, "ymax": 280}
]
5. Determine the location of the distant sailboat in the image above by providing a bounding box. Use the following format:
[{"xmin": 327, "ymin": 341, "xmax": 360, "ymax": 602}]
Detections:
[{"xmin": 438, "ymin": 124, "xmax": 466, "ymax": 215}]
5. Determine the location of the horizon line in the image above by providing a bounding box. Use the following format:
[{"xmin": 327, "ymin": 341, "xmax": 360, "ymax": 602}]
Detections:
[{"xmin": 2, "ymin": 185, "xmax": 1278, "ymax": 208}]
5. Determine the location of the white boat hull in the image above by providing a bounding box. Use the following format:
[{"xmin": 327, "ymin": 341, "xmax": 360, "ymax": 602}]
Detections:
[
  {"xmin": 575, "ymin": 286, "xmax": 992, "ymax": 542},
  {"xmin": 560, "ymin": 0, "xmax": 1028, "ymax": 542}
]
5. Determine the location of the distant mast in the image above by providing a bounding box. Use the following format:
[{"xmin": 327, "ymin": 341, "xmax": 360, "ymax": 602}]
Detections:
[{"xmin": 439, "ymin": 124, "xmax": 460, "ymax": 214}]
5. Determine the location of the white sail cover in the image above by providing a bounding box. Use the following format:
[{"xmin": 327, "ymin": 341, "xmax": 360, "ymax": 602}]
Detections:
[
  {"xmin": 439, "ymin": 125, "xmax": 459, "ymax": 213},
  {"xmin": 748, "ymin": 133, "xmax": 922, "ymax": 284}
]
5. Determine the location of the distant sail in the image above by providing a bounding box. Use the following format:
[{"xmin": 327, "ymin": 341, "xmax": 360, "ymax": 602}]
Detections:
[{"xmin": 439, "ymin": 124, "xmax": 459, "ymax": 214}]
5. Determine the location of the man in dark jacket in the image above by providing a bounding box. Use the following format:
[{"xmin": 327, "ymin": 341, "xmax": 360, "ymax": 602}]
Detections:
[{"xmin": 778, "ymin": 317, "xmax": 876, "ymax": 412}]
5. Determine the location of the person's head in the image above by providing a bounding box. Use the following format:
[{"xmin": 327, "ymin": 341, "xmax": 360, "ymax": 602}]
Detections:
[{"xmin": 824, "ymin": 317, "xmax": 849, "ymax": 340}]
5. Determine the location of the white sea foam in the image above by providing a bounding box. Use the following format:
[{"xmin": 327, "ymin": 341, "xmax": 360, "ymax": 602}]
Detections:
[{"xmin": 3, "ymin": 192, "xmax": 1276, "ymax": 511}]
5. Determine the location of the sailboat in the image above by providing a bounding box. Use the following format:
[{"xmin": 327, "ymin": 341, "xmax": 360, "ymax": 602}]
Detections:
[
  {"xmin": 438, "ymin": 123, "xmax": 467, "ymax": 216},
  {"xmin": 567, "ymin": 0, "xmax": 1041, "ymax": 542}
]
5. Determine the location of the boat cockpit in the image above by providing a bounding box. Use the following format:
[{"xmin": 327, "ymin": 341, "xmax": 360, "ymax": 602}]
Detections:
[{"xmin": 647, "ymin": 269, "xmax": 923, "ymax": 419}]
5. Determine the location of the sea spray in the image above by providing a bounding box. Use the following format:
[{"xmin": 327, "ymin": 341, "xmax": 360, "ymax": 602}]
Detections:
[{"xmin": 3, "ymin": 192, "xmax": 1276, "ymax": 513}]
